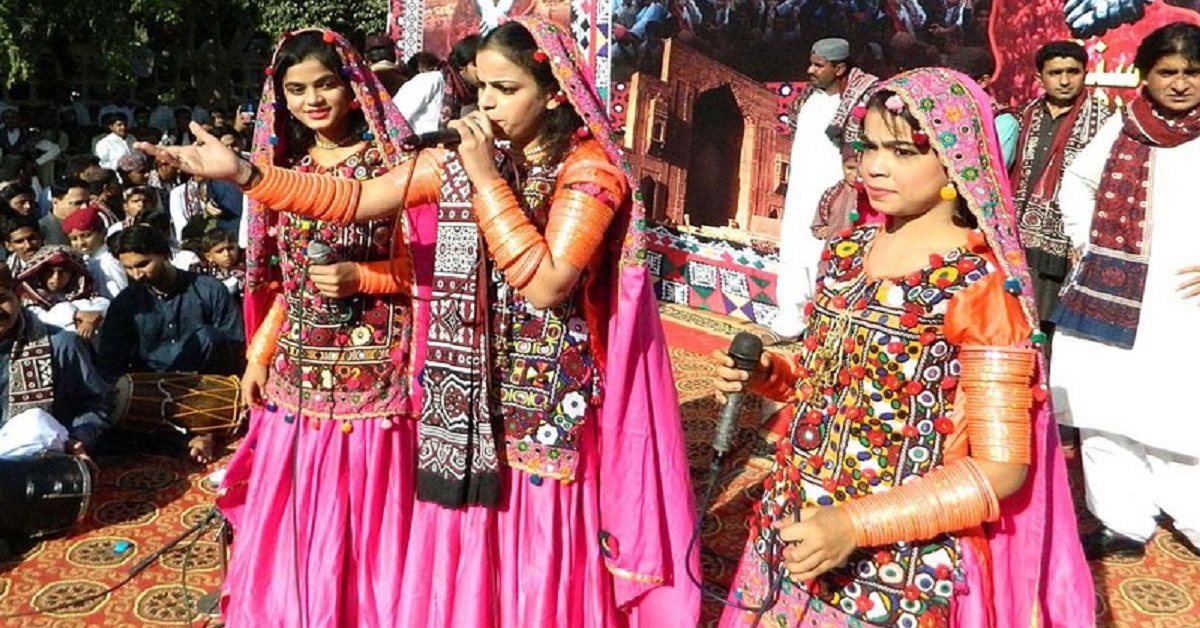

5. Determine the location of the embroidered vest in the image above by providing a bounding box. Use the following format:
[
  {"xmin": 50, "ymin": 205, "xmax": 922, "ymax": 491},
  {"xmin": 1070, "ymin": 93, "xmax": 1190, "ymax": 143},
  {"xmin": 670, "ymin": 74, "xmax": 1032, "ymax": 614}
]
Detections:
[
  {"xmin": 267, "ymin": 146, "xmax": 413, "ymax": 420},
  {"xmin": 754, "ymin": 226, "xmax": 996, "ymax": 627}
]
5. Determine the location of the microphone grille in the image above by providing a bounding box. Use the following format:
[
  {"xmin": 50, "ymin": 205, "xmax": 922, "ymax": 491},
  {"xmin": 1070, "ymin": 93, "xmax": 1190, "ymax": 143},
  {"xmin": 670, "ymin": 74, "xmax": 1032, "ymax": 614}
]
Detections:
[
  {"xmin": 306, "ymin": 240, "xmax": 334, "ymax": 264},
  {"xmin": 728, "ymin": 332, "xmax": 763, "ymax": 370}
]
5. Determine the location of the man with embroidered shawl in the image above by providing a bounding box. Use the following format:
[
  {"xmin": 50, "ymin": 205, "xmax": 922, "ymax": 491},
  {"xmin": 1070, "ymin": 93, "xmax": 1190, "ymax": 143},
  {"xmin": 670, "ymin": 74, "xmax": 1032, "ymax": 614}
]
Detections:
[
  {"xmin": 1011, "ymin": 41, "xmax": 1111, "ymax": 338},
  {"xmin": 773, "ymin": 37, "xmax": 877, "ymax": 339},
  {"xmin": 1052, "ymin": 22, "xmax": 1200, "ymax": 560},
  {"xmin": 0, "ymin": 262, "xmax": 113, "ymax": 460}
]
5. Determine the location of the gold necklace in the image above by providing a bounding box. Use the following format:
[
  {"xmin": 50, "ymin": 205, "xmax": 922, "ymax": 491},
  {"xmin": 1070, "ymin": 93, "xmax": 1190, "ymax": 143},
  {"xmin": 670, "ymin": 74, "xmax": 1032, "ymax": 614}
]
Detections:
[
  {"xmin": 313, "ymin": 132, "xmax": 359, "ymax": 150},
  {"xmin": 521, "ymin": 141, "xmax": 553, "ymax": 165}
]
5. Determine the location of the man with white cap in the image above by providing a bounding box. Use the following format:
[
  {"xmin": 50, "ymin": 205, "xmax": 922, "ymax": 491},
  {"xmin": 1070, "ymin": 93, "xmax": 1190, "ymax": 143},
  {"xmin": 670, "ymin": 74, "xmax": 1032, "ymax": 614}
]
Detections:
[{"xmin": 772, "ymin": 38, "xmax": 876, "ymax": 339}]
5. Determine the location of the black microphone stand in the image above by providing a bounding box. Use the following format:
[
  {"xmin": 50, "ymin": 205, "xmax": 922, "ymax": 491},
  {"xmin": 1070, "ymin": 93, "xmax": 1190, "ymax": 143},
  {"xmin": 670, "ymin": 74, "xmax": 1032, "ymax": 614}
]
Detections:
[{"xmin": 127, "ymin": 507, "xmax": 222, "ymax": 578}]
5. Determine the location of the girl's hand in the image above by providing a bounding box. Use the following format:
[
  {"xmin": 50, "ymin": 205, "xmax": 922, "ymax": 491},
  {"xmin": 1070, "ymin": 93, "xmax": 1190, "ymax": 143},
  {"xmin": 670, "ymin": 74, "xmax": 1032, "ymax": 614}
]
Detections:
[
  {"xmin": 447, "ymin": 111, "xmax": 502, "ymax": 187},
  {"xmin": 135, "ymin": 122, "xmax": 246, "ymax": 182},
  {"xmin": 710, "ymin": 349, "xmax": 772, "ymax": 405},
  {"xmin": 241, "ymin": 363, "xmax": 270, "ymax": 409},
  {"xmin": 309, "ymin": 262, "xmax": 361, "ymax": 299},
  {"xmin": 774, "ymin": 506, "xmax": 857, "ymax": 582}
]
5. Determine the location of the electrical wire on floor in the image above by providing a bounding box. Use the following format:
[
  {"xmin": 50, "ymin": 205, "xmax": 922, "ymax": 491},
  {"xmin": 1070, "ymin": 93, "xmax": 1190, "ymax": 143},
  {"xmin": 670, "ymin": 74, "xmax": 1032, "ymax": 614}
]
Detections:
[{"xmin": 684, "ymin": 453, "xmax": 787, "ymax": 628}]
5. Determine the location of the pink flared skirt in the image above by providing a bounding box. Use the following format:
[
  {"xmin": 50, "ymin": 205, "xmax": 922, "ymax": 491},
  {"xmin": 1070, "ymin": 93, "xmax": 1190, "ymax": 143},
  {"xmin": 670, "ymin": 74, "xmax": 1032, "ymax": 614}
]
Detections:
[
  {"xmin": 218, "ymin": 406, "xmax": 418, "ymax": 627},
  {"xmin": 397, "ymin": 416, "xmax": 668, "ymax": 628}
]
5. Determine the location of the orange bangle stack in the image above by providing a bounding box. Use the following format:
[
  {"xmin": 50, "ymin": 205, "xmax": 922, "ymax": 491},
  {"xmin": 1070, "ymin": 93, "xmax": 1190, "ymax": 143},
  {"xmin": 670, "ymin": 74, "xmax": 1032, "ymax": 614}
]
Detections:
[
  {"xmin": 544, "ymin": 188, "xmax": 617, "ymax": 270},
  {"xmin": 246, "ymin": 298, "xmax": 287, "ymax": 367},
  {"xmin": 840, "ymin": 458, "xmax": 1001, "ymax": 548},
  {"xmin": 385, "ymin": 151, "xmax": 444, "ymax": 208},
  {"xmin": 354, "ymin": 260, "xmax": 405, "ymax": 295},
  {"xmin": 473, "ymin": 178, "xmax": 547, "ymax": 289},
  {"xmin": 246, "ymin": 165, "xmax": 362, "ymax": 225},
  {"xmin": 959, "ymin": 346, "xmax": 1036, "ymax": 464}
]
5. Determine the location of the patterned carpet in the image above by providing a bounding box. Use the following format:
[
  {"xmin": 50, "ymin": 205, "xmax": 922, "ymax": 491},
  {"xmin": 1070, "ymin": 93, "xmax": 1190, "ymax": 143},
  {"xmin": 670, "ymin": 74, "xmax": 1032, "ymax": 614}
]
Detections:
[
  {"xmin": 0, "ymin": 452, "xmax": 228, "ymax": 626},
  {"xmin": 0, "ymin": 303, "xmax": 1196, "ymax": 626}
]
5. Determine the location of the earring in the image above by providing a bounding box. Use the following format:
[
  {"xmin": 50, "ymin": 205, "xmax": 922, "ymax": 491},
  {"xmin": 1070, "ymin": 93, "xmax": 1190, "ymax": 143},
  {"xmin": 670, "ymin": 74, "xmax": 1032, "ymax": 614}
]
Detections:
[{"xmin": 939, "ymin": 184, "xmax": 958, "ymax": 202}]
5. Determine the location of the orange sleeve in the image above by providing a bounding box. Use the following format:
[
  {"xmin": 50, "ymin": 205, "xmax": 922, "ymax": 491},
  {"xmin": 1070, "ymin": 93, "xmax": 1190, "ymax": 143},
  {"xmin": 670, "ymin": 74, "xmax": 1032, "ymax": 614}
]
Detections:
[
  {"xmin": 943, "ymin": 270, "xmax": 1033, "ymax": 348},
  {"xmin": 750, "ymin": 351, "xmax": 801, "ymax": 402},
  {"xmin": 543, "ymin": 141, "xmax": 627, "ymax": 271},
  {"xmin": 247, "ymin": 296, "xmax": 287, "ymax": 367},
  {"xmin": 352, "ymin": 260, "xmax": 407, "ymax": 295},
  {"xmin": 943, "ymin": 261, "xmax": 1037, "ymax": 467},
  {"xmin": 356, "ymin": 207, "xmax": 415, "ymax": 296},
  {"xmin": 557, "ymin": 151, "xmax": 628, "ymax": 193}
]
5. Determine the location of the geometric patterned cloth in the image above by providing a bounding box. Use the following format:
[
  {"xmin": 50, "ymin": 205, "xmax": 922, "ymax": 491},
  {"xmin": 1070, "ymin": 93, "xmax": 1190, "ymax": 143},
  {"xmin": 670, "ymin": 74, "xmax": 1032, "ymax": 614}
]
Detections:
[{"xmin": 647, "ymin": 226, "xmax": 779, "ymax": 326}]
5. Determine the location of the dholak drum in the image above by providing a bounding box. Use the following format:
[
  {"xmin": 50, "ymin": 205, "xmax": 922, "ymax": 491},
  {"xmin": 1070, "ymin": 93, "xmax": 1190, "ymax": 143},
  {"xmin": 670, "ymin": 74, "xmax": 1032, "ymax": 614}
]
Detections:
[
  {"xmin": 0, "ymin": 454, "xmax": 91, "ymax": 539},
  {"xmin": 114, "ymin": 373, "xmax": 247, "ymax": 438}
]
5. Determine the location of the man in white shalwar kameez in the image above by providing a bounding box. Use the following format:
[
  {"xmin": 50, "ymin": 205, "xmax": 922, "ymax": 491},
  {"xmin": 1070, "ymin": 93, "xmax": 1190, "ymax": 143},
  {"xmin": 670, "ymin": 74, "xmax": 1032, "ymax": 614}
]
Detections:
[
  {"xmin": 1051, "ymin": 22, "xmax": 1200, "ymax": 560},
  {"xmin": 772, "ymin": 39, "xmax": 876, "ymax": 338}
]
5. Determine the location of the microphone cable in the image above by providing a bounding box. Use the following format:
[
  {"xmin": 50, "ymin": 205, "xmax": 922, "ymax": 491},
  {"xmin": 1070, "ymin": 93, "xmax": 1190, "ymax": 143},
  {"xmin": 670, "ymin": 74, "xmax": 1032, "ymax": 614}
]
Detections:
[
  {"xmin": 181, "ymin": 508, "xmax": 224, "ymax": 626},
  {"xmin": 684, "ymin": 442, "xmax": 788, "ymax": 628},
  {"xmin": 283, "ymin": 142, "xmax": 423, "ymax": 627},
  {"xmin": 288, "ymin": 244, "xmax": 314, "ymax": 628},
  {"xmin": 0, "ymin": 507, "xmax": 221, "ymax": 620}
]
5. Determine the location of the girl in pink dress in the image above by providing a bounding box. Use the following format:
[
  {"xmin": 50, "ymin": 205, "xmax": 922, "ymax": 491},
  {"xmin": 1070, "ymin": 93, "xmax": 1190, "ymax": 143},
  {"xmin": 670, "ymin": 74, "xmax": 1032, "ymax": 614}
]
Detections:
[
  {"xmin": 712, "ymin": 68, "xmax": 1094, "ymax": 627},
  {"xmin": 215, "ymin": 30, "xmax": 427, "ymax": 626}
]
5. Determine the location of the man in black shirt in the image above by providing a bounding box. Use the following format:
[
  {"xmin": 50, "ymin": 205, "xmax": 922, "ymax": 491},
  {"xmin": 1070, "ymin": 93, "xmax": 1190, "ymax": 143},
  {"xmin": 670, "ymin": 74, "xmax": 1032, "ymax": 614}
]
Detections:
[{"xmin": 97, "ymin": 226, "xmax": 244, "ymax": 381}]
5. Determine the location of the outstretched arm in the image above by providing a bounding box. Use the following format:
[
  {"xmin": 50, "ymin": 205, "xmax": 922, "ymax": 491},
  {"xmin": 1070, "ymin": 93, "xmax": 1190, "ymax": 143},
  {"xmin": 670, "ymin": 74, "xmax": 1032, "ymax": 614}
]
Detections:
[
  {"xmin": 232, "ymin": 150, "xmax": 444, "ymax": 224},
  {"xmin": 136, "ymin": 122, "xmax": 444, "ymax": 224}
]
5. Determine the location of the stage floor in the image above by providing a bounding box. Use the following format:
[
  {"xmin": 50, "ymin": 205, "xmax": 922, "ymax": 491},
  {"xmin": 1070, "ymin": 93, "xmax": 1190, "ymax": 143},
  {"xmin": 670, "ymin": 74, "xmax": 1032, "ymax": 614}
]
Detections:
[{"xmin": 0, "ymin": 303, "xmax": 1195, "ymax": 626}]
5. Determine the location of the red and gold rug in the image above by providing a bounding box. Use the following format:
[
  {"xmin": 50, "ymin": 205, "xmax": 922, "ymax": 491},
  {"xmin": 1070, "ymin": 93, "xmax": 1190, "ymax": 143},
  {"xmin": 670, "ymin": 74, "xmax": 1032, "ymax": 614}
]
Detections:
[
  {"xmin": 0, "ymin": 453, "xmax": 228, "ymax": 626},
  {"xmin": 0, "ymin": 304, "xmax": 1195, "ymax": 626}
]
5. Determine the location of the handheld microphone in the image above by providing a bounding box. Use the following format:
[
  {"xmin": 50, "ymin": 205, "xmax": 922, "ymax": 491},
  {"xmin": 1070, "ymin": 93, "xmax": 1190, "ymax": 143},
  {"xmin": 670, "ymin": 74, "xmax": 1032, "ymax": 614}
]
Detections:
[
  {"xmin": 401, "ymin": 128, "xmax": 462, "ymax": 149},
  {"xmin": 713, "ymin": 331, "xmax": 764, "ymax": 458},
  {"xmin": 305, "ymin": 239, "xmax": 336, "ymax": 266},
  {"xmin": 305, "ymin": 240, "xmax": 354, "ymax": 324}
]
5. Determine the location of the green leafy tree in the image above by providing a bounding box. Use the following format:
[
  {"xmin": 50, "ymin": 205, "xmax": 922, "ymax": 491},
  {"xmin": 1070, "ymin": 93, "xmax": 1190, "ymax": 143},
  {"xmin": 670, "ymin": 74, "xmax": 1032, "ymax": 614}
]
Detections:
[{"xmin": 0, "ymin": 0, "xmax": 388, "ymax": 89}]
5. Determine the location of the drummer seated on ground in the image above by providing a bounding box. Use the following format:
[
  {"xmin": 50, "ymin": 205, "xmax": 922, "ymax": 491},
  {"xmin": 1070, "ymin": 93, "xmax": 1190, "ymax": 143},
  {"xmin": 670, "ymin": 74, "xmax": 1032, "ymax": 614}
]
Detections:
[
  {"xmin": 0, "ymin": 263, "xmax": 113, "ymax": 465},
  {"xmin": 97, "ymin": 226, "xmax": 245, "ymax": 463}
]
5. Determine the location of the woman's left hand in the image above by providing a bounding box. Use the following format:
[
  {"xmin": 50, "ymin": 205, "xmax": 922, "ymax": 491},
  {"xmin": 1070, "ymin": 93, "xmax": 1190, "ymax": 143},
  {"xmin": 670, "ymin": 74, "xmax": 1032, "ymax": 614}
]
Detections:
[
  {"xmin": 774, "ymin": 506, "xmax": 858, "ymax": 581},
  {"xmin": 447, "ymin": 111, "xmax": 502, "ymax": 187}
]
